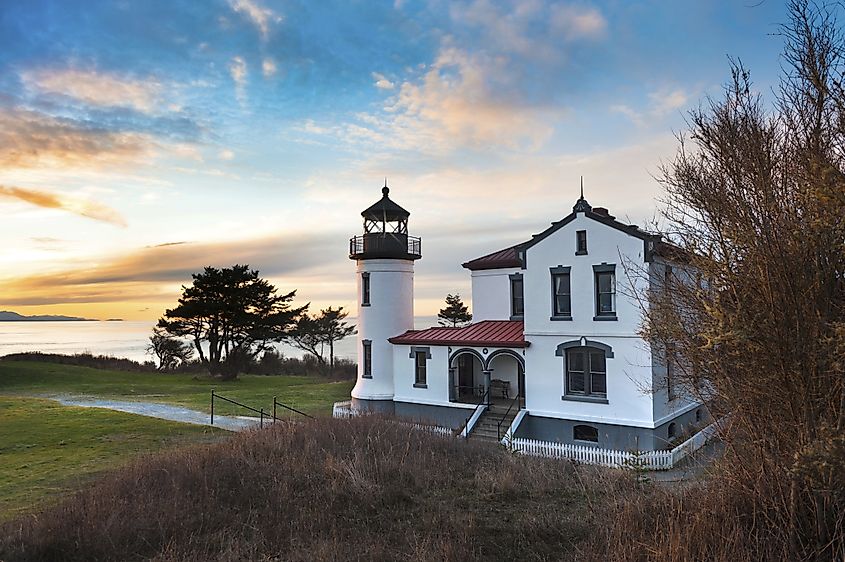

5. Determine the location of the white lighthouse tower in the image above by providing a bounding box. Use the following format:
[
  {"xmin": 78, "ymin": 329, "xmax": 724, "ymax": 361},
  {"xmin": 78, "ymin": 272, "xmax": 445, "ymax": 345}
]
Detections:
[{"xmin": 349, "ymin": 183, "xmax": 421, "ymax": 409}]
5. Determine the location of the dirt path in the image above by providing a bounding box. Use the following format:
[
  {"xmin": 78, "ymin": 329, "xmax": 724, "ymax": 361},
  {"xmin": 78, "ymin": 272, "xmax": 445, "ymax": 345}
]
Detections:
[{"xmin": 50, "ymin": 395, "xmax": 265, "ymax": 431}]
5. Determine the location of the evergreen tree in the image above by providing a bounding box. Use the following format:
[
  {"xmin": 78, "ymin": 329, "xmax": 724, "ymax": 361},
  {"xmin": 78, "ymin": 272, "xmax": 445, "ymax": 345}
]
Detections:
[{"xmin": 438, "ymin": 293, "xmax": 472, "ymax": 327}]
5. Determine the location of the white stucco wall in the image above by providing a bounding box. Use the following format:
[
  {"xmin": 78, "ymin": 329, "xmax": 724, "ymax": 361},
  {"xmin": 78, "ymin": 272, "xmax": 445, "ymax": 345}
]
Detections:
[
  {"xmin": 392, "ymin": 344, "xmax": 453, "ymax": 406},
  {"xmin": 352, "ymin": 259, "xmax": 414, "ymax": 401},
  {"xmin": 470, "ymin": 267, "xmax": 520, "ymax": 321},
  {"xmin": 520, "ymin": 213, "xmax": 660, "ymax": 427}
]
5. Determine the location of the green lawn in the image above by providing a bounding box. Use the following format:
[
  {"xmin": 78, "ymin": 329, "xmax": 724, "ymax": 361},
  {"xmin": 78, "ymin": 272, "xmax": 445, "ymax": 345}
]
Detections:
[
  {"xmin": 0, "ymin": 396, "xmax": 226, "ymax": 519},
  {"xmin": 0, "ymin": 361, "xmax": 355, "ymax": 417}
]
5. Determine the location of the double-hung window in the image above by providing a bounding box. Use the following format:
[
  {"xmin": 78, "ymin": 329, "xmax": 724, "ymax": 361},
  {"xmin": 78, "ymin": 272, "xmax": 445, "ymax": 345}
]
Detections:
[
  {"xmin": 565, "ymin": 347, "xmax": 607, "ymax": 398},
  {"xmin": 593, "ymin": 264, "xmax": 616, "ymax": 319},
  {"xmin": 509, "ymin": 273, "xmax": 524, "ymax": 319},
  {"xmin": 414, "ymin": 351, "xmax": 427, "ymax": 387},
  {"xmin": 550, "ymin": 266, "xmax": 571, "ymax": 320}
]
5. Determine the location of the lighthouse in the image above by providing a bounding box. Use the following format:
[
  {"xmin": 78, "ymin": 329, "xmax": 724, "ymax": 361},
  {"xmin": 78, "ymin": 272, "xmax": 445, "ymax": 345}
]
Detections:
[{"xmin": 348, "ymin": 182, "xmax": 421, "ymax": 410}]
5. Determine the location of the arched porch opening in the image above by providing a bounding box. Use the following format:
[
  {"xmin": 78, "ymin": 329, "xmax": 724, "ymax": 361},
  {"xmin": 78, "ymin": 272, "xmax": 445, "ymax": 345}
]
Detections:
[
  {"xmin": 486, "ymin": 350, "xmax": 525, "ymax": 407},
  {"xmin": 448, "ymin": 348, "xmax": 485, "ymax": 404}
]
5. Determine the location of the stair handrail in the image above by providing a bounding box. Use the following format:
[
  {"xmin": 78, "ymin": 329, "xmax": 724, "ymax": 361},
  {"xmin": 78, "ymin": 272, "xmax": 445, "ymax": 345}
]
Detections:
[
  {"xmin": 457, "ymin": 388, "xmax": 489, "ymax": 437},
  {"xmin": 273, "ymin": 396, "xmax": 314, "ymax": 421},
  {"xmin": 496, "ymin": 393, "xmax": 521, "ymax": 441},
  {"xmin": 210, "ymin": 389, "xmax": 267, "ymax": 428}
]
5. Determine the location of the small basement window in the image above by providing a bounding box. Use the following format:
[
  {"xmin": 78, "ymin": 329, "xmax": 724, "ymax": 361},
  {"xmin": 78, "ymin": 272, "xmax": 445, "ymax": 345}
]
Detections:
[
  {"xmin": 695, "ymin": 409, "xmax": 701, "ymax": 423},
  {"xmin": 668, "ymin": 422, "xmax": 677, "ymax": 439},
  {"xmin": 576, "ymin": 230, "xmax": 587, "ymax": 255},
  {"xmin": 573, "ymin": 424, "xmax": 599, "ymax": 443}
]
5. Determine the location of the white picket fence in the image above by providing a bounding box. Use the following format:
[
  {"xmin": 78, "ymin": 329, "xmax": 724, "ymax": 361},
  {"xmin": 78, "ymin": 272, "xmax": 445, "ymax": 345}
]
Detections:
[
  {"xmin": 511, "ymin": 418, "xmax": 723, "ymax": 471},
  {"xmin": 332, "ymin": 400, "xmax": 354, "ymax": 418}
]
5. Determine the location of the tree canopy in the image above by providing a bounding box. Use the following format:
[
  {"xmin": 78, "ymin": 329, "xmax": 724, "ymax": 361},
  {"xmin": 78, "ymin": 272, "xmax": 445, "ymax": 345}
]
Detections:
[
  {"xmin": 290, "ymin": 306, "xmax": 356, "ymax": 375},
  {"xmin": 438, "ymin": 293, "xmax": 472, "ymax": 327},
  {"xmin": 641, "ymin": 2, "xmax": 845, "ymax": 557},
  {"xmin": 157, "ymin": 265, "xmax": 306, "ymax": 379}
]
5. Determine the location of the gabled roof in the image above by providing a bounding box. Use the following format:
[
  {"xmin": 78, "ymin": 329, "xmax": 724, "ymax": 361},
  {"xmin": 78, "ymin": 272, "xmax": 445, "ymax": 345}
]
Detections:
[
  {"xmin": 462, "ymin": 197, "xmax": 664, "ymax": 268},
  {"xmin": 389, "ymin": 320, "xmax": 528, "ymax": 348},
  {"xmin": 462, "ymin": 245, "xmax": 524, "ymax": 271}
]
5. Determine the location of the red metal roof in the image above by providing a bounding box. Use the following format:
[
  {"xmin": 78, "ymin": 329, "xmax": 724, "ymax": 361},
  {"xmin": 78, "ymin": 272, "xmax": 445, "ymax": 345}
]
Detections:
[
  {"xmin": 389, "ymin": 320, "xmax": 527, "ymax": 348},
  {"xmin": 462, "ymin": 245, "xmax": 523, "ymax": 271}
]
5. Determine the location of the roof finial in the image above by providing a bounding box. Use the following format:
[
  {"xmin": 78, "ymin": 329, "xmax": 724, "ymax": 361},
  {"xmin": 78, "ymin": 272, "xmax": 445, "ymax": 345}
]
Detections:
[
  {"xmin": 573, "ymin": 176, "xmax": 592, "ymax": 213},
  {"xmin": 382, "ymin": 177, "xmax": 389, "ymax": 197}
]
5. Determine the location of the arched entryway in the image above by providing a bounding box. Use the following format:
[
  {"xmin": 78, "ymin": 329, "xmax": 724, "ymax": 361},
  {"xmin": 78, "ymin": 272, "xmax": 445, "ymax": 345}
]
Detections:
[
  {"xmin": 485, "ymin": 349, "xmax": 525, "ymax": 407},
  {"xmin": 448, "ymin": 348, "xmax": 485, "ymax": 404}
]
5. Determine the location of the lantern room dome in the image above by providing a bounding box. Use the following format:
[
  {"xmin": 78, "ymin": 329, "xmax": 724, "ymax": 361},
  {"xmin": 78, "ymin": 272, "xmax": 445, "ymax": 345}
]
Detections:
[{"xmin": 361, "ymin": 186, "xmax": 410, "ymax": 222}]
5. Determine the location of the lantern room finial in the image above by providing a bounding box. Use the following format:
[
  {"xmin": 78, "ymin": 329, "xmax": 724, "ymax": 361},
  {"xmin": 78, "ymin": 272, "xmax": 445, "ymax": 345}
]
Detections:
[{"xmin": 383, "ymin": 177, "xmax": 389, "ymax": 197}]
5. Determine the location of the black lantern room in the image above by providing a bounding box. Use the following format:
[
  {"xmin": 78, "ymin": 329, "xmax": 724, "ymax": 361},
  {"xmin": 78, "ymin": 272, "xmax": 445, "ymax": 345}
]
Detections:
[{"xmin": 349, "ymin": 184, "xmax": 422, "ymax": 260}]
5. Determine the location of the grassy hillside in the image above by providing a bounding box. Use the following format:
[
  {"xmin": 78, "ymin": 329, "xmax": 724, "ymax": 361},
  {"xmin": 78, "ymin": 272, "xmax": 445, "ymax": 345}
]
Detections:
[
  {"xmin": 0, "ymin": 396, "xmax": 226, "ymax": 519},
  {"xmin": 0, "ymin": 360, "xmax": 354, "ymax": 416},
  {"xmin": 0, "ymin": 416, "xmax": 633, "ymax": 562}
]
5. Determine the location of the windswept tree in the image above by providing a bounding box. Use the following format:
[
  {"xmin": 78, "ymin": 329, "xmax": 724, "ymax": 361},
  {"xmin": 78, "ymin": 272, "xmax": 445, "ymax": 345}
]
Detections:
[
  {"xmin": 146, "ymin": 326, "xmax": 194, "ymax": 371},
  {"xmin": 290, "ymin": 306, "xmax": 356, "ymax": 375},
  {"xmin": 438, "ymin": 293, "xmax": 472, "ymax": 327},
  {"xmin": 157, "ymin": 265, "xmax": 307, "ymax": 380},
  {"xmin": 637, "ymin": 2, "xmax": 845, "ymax": 558}
]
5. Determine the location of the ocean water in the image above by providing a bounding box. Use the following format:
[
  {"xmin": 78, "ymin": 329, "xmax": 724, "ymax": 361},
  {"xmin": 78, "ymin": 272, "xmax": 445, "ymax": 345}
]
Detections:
[
  {"xmin": 0, "ymin": 321, "xmax": 357, "ymax": 364},
  {"xmin": 0, "ymin": 316, "xmax": 439, "ymax": 364}
]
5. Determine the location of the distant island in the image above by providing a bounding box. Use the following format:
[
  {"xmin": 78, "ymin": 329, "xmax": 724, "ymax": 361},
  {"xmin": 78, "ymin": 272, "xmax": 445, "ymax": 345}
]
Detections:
[{"xmin": 0, "ymin": 311, "xmax": 98, "ymax": 322}]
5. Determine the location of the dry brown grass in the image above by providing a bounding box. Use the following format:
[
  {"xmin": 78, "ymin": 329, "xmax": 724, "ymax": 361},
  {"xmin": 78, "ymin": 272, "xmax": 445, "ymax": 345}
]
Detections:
[{"xmin": 0, "ymin": 416, "xmax": 632, "ymax": 562}]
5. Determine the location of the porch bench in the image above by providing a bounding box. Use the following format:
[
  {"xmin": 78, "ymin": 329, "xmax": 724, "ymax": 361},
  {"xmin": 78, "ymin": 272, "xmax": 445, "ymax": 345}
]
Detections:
[{"xmin": 490, "ymin": 379, "xmax": 511, "ymax": 399}]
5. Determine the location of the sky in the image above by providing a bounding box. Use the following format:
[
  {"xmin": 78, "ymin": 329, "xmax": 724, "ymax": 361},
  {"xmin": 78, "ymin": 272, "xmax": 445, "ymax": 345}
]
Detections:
[{"xmin": 0, "ymin": 0, "xmax": 791, "ymax": 321}]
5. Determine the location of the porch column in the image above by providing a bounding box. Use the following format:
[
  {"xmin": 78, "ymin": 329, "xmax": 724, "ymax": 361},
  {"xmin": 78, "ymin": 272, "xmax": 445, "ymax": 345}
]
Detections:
[
  {"xmin": 482, "ymin": 369, "xmax": 492, "ymax": 405},
  {"xmin": 448, "ymin": 367, "xmax": 456, "ymax": 401}
]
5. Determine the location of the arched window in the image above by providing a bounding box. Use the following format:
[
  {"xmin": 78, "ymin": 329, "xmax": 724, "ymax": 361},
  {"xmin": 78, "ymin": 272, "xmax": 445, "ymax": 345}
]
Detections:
[
  {"xmin": 668, "ymin": 422, "xmax": 677, "ymax": 439},
  {"xmin": 573, "ymin": 424, "xmax": 598, "ymax": 443},
  {"xmin": 565, "ymin": 347, "xmax": 607, "ymax": 398}
]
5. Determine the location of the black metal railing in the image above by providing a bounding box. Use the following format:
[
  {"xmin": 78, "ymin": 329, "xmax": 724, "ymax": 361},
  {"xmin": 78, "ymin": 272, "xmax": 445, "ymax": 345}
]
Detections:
[
  {"xmin": 496, "ymin": 393, "xmax": 521, "ymax": 440},
  {"xmin": 457, "ymin": 388, "xmax": 488, "ymax": 437},
  {"xmin": 210, "ymin": 389, "xmax": 267, "ymax": 428},
  {"xmin": 349, "ymin": 233, "xmax": 421, "ymax": 258},
  {"xmin": 273, "ymin": 396, "xmax": 313, "ymax": 420}
]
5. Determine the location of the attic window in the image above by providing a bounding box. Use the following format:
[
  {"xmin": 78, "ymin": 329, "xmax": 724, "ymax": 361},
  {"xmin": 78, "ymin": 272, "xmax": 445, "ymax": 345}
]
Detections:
[{"xmin": 576, "ymin": 230, "xmax": 587, "ymax": 255}]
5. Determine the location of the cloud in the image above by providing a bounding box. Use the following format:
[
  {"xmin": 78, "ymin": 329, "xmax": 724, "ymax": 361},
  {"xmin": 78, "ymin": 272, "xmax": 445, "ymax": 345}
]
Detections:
[
  {"xmin": 219, "ymin": 149, "xmax": 235, "ymax": 160},
  {"xmin": 228, "ymin": 0, "xmax": 282, "ymax": 40},
  {"xmin": 22, "ymin": 68, "xmax": 162, "ymax": 113},
  {"xmin": 229, "ymin": 56, "xmax": 248, "ymax": 104},
  {"xmin": 0, "ymin": 107, "xmax": 154, "ymax": 170},
  {"xmin": 262, "ymin": 57, "xmax": 278, "ymax": 77},
  {"xmin": 0, "ymin": 230, "xmax": 341, "ymax": 308},
  {"xmin": 337, "ymin": 45, "xmax": 558, "ymax": 152},
  {"xmin": 0, "ymin": 185, "xmax": 126, "ymax": 226},
  {"xmin": 549, "ymin": 4, "xmax": 608, "ymax": 41},
  {"xmin": 372, "ymin": 72, "xmax": 395, "ymax": 90},
  {"xmin": 611, "ymin": 87, "xmax": 691, "ymax": 127}
]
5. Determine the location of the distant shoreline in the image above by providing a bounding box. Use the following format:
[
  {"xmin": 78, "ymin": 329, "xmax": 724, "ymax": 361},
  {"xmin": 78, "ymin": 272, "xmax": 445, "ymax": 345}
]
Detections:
[{"xmin": 0, "ymin": 311, "xmax": 110, "ymax": 322}]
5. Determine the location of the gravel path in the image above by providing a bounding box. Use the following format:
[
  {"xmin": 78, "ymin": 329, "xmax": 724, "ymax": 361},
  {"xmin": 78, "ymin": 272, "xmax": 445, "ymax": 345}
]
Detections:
[{"xmin": 50, "ymin": 395, "xmax": 265, "ymax": 431}]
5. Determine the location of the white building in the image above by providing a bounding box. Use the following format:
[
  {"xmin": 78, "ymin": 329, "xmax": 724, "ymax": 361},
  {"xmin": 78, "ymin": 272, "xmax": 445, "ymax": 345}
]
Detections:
[{"xmin": 344, "ymin": 184, "xmax": 707, "ymax": 451}]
